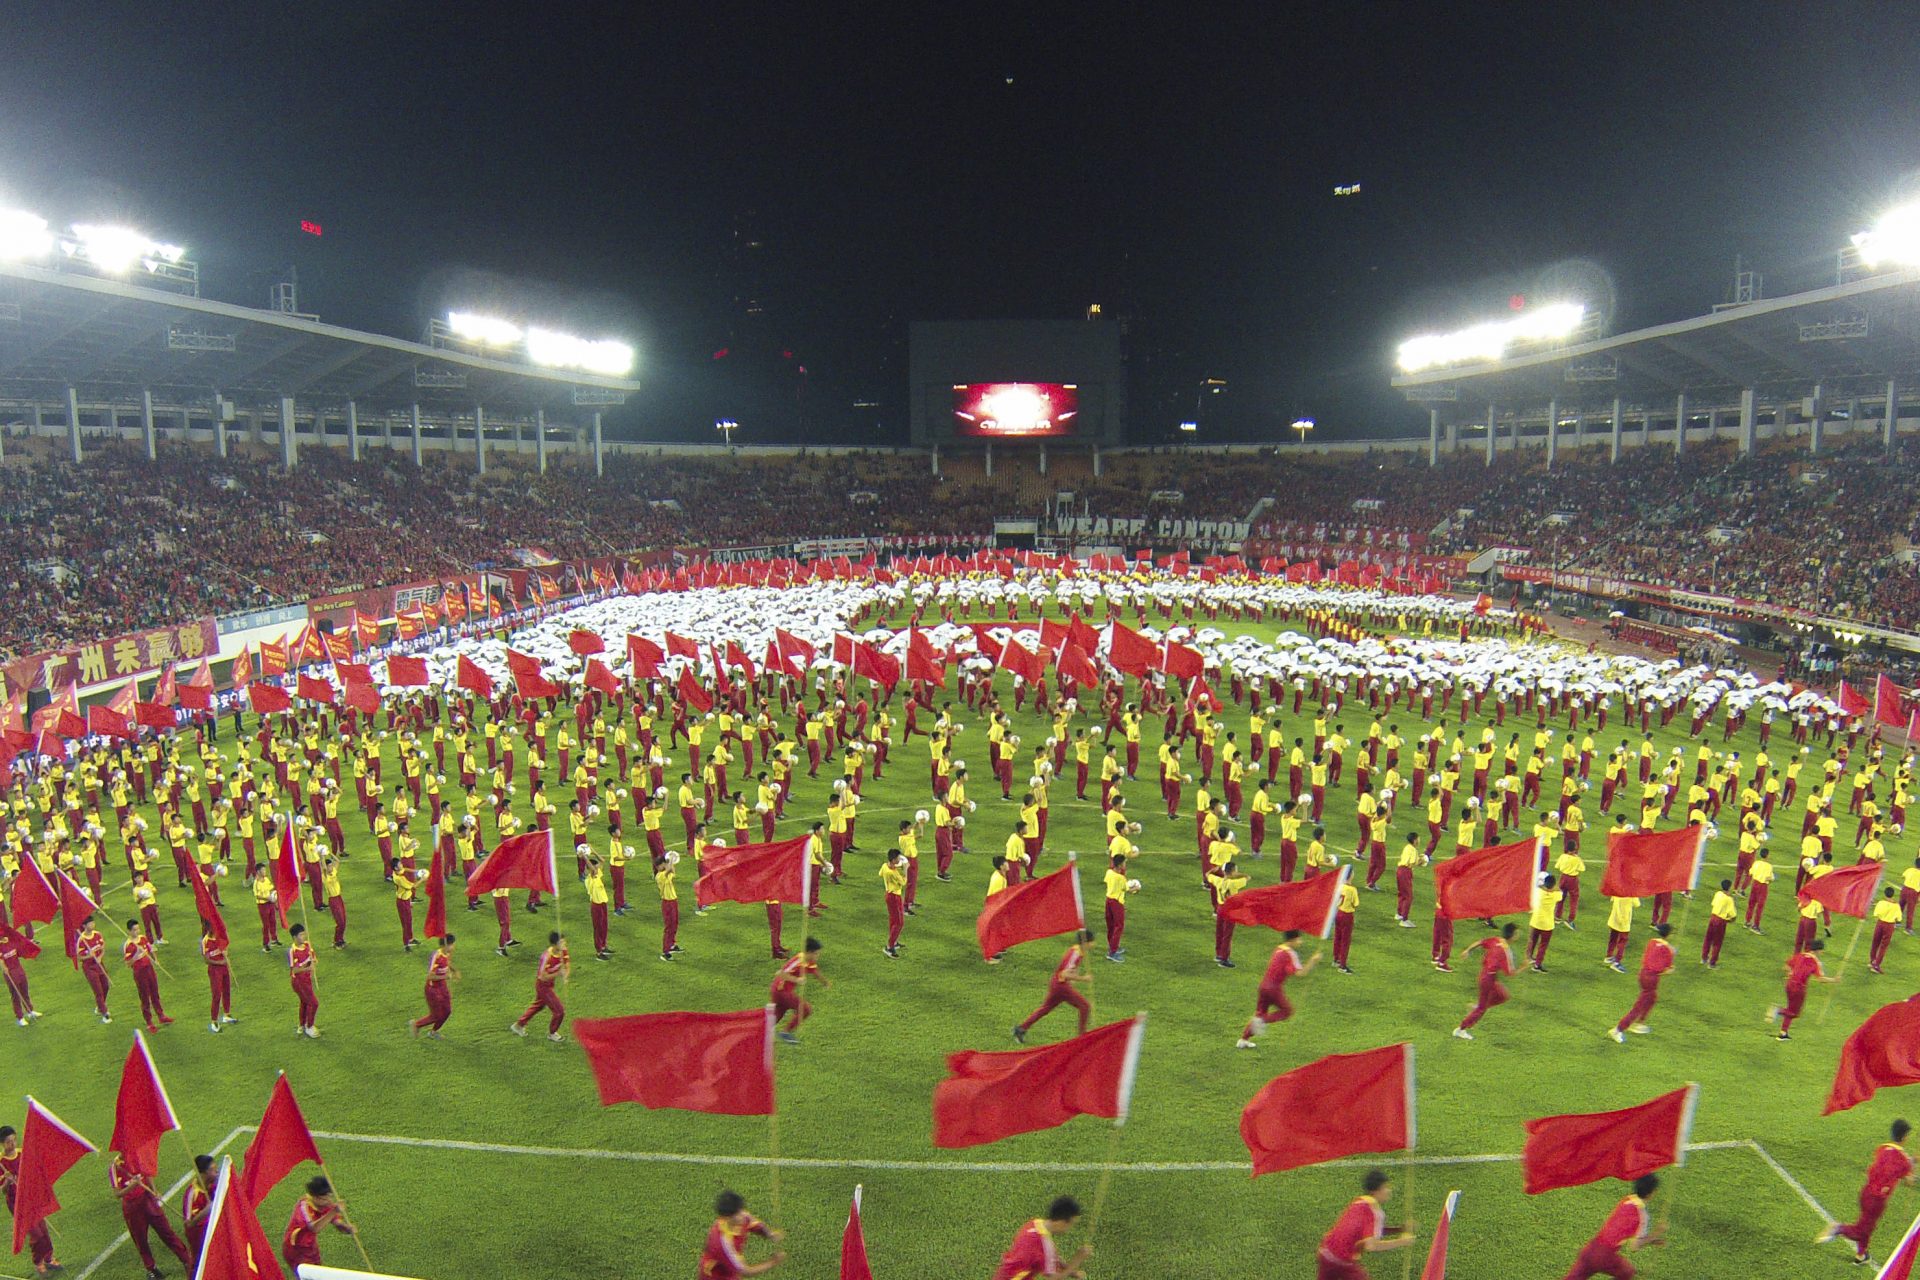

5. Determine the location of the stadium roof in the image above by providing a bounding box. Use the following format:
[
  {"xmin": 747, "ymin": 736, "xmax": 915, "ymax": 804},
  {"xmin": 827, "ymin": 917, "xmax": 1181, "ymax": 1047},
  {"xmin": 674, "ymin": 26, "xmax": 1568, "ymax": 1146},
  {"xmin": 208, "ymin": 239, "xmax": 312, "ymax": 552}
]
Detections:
[
  {"xmin": 1392, "ymin": 266, "xmax": 1920, "ymax": 413},
  {"xmin": 0, "ymin": 261, "xmax": 640, "ymax": 411}
]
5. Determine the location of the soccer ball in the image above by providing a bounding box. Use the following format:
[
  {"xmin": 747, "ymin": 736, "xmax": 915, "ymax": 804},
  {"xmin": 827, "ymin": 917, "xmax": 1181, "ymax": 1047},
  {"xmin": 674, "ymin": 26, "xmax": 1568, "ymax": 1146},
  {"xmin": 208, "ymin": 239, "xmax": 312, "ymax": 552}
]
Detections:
[
  {"xmin": 666, "ymin": 849, "xmax": 681, "ymax": 866},
  {"xmin": 213, "ymin": 864, "xmax": 229, "ymax": 877},
  {"xmin": 588, "ymin": 805, "xmax": 601, "ymax": 818},
  {"xmin": 914, "ymin": 809, "xmax": 930, "ymax": 823},
  {"xmin": 966, "ymin": 800, "xmax": 977, "ymax": 813},
  {"xmin": 1128, "ymin": 822, "xmax": 1142, "ymax": 835},
  {"xmin": 954, "ymin": 816, "xmax": 967, "ymax": 830},
  {"xmin": 1126, "ymin": 879, "xmax": 1142, "ymax": 892}
]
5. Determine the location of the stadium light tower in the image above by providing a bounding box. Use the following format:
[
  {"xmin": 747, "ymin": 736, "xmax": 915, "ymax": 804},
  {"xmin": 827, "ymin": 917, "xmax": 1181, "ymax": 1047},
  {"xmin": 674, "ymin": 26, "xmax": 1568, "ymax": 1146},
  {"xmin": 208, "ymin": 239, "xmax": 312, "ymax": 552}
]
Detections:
[
  {"xmin": 716, "ymin": 418, "xmax": 738, "ymax": 446},
  {"xmin": 1396, "ymin": 303, "xmax": 1585, "ymax": 373},
  {"xmin": 1291, "ymin": 417, "xmax": 1315, "ymax": 447},
  {"xmin": 1851, "ymin": 199, "xmax": 1920, "ymax": 270}
]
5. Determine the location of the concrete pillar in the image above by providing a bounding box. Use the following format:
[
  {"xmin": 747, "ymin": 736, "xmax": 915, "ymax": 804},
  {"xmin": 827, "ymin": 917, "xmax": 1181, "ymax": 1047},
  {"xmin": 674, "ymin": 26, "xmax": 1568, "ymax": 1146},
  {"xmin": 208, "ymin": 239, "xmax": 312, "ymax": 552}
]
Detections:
[
  {"xmin": 249, "ymin": 410, "xmax": 263, "ymax": 446},
  {"xmin": 1545, "ymin": 398, "xmax": 1559, "ymax": 469},
  {"xmin": 1484, "ymin": 404, "xmax": 1496, "ymax": 465},
  {"xmin": 65, "ymin": 386, "xmax": 82, "ymax": 463},
  {"xmin": 1428, "ymin": 409, "xmax": 1440, "ymax": 467},
  {"xmin": 1847, "ymin": 397, "xmax": 1860, "ymax": 445},
  {"xmin": 512, "ymin": 417, "xmax": 523, "ymax": 450},
  {"xmin": 213, "ymin": 392, "xmax": 228, "ymax": 458},
  {"xmin": 410, "ymin": 403, "xmax": 423, "ymax": 467},
  {"xmin": 279, "ymin": 396, "xmax": 297, "ymax": 468},
  {"xmin": 1673, "ymin": 392, "xmax": 1688, "ymax": 457},
  {"xmin": 985, "ymin": 443, "xmax": 994, "ymax": 478},
  {"xmin": 1038, "ymin": 442, "xmax": 1048, "ymax": 476},
  {"xmin": 1738, "ymin": 388, "xmax": 1757, "ymax": 455},
  {"xmin": 1445, "ymin": 420, "xmax": 1458, "ymax": 453},
  {"xmin": 347, "ymin": 400, "xmax": 360, "ymax": 462},
  {"xmin": 1886, "ymin": 379, "xmax": 1900, "ymax": 450},
  {"xmin": 1574, "ymin": 412, "xmax": 1586, "ymax": 450},
  {"xmin": 592, "ymin": 412, "xmax": 604, "ymax": 478},
  {"xmin": 535, "ymin": 409, "xmax": 548, "ymax": 474},
  {"xmin": 141, "ymin": 389, "xmax": 156, "ymax": 461},
  {"xmin": 381, "ymin": 411, "xmax": 394, "ymax": 450},
  {"xmin": 1089, "ymin": 445, "xmax": 1098, "ymax": 478},
  {"xmin": 474, "ymin": 405, "xmax": 487, "ymax": 474},
  {"xmin": 1810, "ymin": 383, "xmax": 1826, "ymax": 456}
]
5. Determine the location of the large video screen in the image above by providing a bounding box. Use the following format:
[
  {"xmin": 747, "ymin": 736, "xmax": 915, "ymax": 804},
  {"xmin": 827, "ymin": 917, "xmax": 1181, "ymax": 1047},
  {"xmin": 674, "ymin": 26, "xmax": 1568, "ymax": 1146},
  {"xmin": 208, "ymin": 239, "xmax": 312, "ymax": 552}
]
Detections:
[{"xmin": 951, "ymin": 383, "xmax": 1079, "ymax": 438}]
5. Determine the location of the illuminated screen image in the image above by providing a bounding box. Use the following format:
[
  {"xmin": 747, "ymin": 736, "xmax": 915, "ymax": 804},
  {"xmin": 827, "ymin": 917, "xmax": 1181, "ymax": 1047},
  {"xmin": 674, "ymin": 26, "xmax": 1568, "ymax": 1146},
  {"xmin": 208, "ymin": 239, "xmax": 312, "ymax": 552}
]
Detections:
[{"xmin": 951, "ymin": 382, "xmax": 1079, "ymax": 438}]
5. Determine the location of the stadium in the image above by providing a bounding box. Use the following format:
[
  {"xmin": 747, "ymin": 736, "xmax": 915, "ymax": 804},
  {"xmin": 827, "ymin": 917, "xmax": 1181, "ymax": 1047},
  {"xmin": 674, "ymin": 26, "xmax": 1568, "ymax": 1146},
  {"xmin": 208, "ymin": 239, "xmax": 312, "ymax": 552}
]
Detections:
[{"xmin": 5, "ymin": 12, "xmax": 1920, "ymax": 1280}]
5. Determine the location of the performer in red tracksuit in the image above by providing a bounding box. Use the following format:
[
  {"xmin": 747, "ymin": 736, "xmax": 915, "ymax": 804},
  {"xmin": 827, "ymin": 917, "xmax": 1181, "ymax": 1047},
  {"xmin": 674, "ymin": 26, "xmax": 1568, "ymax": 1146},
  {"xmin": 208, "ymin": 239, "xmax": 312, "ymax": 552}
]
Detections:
[
  {"xmin": 282, "ymin": 1176, "xmax": 358, "ymax": 1273},
  {"xmin": 408, "ymin": 935, "xmax": 458, "ymax": 1039},
  {"xmin": 109, "ymin": 1151, "xmax": 193, "ymax": 1275},
  {"xmin": 1607, "ymin": 924, "xmax": 1673, "ymax": 1043},
  {"xmin": 1238, "ymin": 932, "xmax": 1320, "ymax": 1048},
  {"xmin": 1819, "ymin": 1120, "xmax": 1915, "ymax": 1264},
  {"xmin": 288, "ymin": 923, "xmax": 320, "ymax": 1037},
  {"xmin": 511, "ymin": 933, "xmax": 570, "ymax": 1040},
  {"xmin": 1453, "ymin": 923, "xmax": 1517, "ymax": 1040},
  {"xmin": 1561, "ymin": 1176, "xmax": 1661, "ymax": 1280},
  {"xmin": 1012, "ymin": 933, "xmax": 1092, "ymax": 1042},
  {"xmin": 1315, "ymin": 1169, "xmax": 1415, "ymax": 1279}
]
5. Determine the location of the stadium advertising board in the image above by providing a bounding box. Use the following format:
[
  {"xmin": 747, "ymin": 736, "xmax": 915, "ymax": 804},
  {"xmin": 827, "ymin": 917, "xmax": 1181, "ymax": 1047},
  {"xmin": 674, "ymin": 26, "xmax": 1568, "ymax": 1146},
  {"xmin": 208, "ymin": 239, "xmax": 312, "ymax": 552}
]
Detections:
[{"xmin": 6, "ymin": 617, "xmax": 218, "ymax": 695}]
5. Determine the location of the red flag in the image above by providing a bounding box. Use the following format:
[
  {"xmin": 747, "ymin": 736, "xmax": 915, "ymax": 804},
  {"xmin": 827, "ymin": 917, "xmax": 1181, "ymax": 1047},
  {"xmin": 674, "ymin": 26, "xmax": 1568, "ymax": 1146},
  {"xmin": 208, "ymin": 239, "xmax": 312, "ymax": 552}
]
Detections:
[
  {"xmin": 584, "ymin": 658, "xmax": 620, "ymax": 697},
  {"xmin": 331, "ymin": 659, "xmax": 371, "ymax": 687},
  {"xmin": 504, "ymin": 647, "xmax": 542, "ymax": 677},
  {"xmin": 86, "ymin": 703, "xmax": 133, "ymax": 740},
  {"xmin": 694, "ymin": 835, "xmax": 813, "ymax": 911},
  {"xmin": 194, "ymin": 1156, "xmax": 286, "ymax": 1280},
  {"xmin": 10, "ymin": 1098, "xmax": 96, "ymax": 1256},
  {"xmin": 775, "ymin": 627, "xmax": 815, "ymax": 665},
  {"xmin": 456, "ymin": 654, "xmax": 494, "ymax": 698},
  {"xmin": 384, "ymin": 660, "xmax": 426, "ymax": 690},
  {"xmin": 108, "ymin": 1030, "xmax": 180, "ymax": 1177},
  {"xmin": 0, "ymin": 921, "xmax": 41, "ymax": 962},
  {"xmin": 343, "ymin": 680, "xmax": 380, "ymax": 715},
  {"xmin": 997, "ymin": 636, "xmax": 1046, "ymax": 685},
  {"xmin": 1799, "ymin": 864, "xmax": 1886, "ymax": 919},
  {"xmin": 8, "ymin": 858, "xmax": 57, "ymax": 925},
  {"xmin": 258, "ymin": 640, "xmax": 288, "ymax": 677},
  {"xmin": 1600, "ymin": 825, "xmax": 1707, "ymax": 898},
  {"xmin": 666, "ymin": 631, "xmax": 700, "ymax": 664},
  {"xmin": 1240, "ymin": 1043, "xmax": 1415, "ymax": 1176},
  {"xmin": 1875, "ymin": 1209, "xmax": 1920, "ymax": 1280},
  {"xmin": 134, "ymin": 700, "xmax": 176, "ymax": 731},
  {"xmin": 1840, "ymin": 680, "xmax": 1873, "ymax": 719},
  {"xmin": 247, "ymin": 683, "xmax": 292, "ymax": 716},
  {"xmin": 1162, "ymin": 640, "xmax": 1204, "ymax": 681},
  {"xmin": 976, "ymin": 861, "xmax": 1085, "ymax": 959},
  {"xmin": 423, "ymin": 841, "xmax": 448, "ymax": 940},
  {"xmin": 1421, "ymin": 1190, "xmax": 1461, "ymax": 1280},
  {"xmin": 833, "ymin": 633, "xmax": 856, "ymax": 667},
  {"xmin": 1107, "ymin": 621, "xmax": 1159, "ymax": 677},
  {"xmin": 567, "ymin": 628, "xmax": 606, "ymax": 656},
  {"xmin": 626, "ymin": 633, "xmax": 665, "ymax": 676},
  {"xmin": 271, "ymin": 820, "xmax": 302, "ymax": 928},
  {"xmin": 188, "ymin": 867, "xmax": 230, "ymax": 949},
  {"xmin": 1433, "ymin": 837, "xmax": 1540, "ymax": 921},
  {"xmin": 1522, "ymin": 1084, "xmax": 1696, "ymax": 1194},
  {"xmin": 1056, "ymin": 642, "xmax": 1099, "ymax": 691},
  {"xmin": 725, "ymin": 640, "xmax": 758, "ymax": 683},
  {"xmin": 176, "ymin": 682, "xmax": 212, "ymax": 712},
  {"xmin": 932, "ymin": 1016, "xmax": 1145, "ymax": 1148},
  {"xmin": 514, "ymin": 667, "xmax": 561, "ymax": 701},
  {"xmin": 1824, "ymin": 997, "xmax": 1920, "ymax": 1114},
  {"xmin": 465, "ymin": 830, "xmax": 558, "ymax": 898},
  {"xmin": 677, "ymin": 668, "xmax": 714, "ymax": 714},
  {"xmin": 840, "ymin": 1185, "xmax": 875, "ymax": 1280},
  {"xmin": 575, "ymin": 1007, "xmax": 775, "ymax": 1116},
  {"xmin": 1219, "ymin": 866, "xmax": 1347, "ymax": 937},
  {"xmin": 56, "ymin": 873, "xmax": 98, "ymax": 967},
  {"xmin": 236, "ymin": 1074, "xmax": 323, "ymax": 1208},
  {"xmin": 355, "ymin": 611, "xmax": 382, "ymax": 646}
]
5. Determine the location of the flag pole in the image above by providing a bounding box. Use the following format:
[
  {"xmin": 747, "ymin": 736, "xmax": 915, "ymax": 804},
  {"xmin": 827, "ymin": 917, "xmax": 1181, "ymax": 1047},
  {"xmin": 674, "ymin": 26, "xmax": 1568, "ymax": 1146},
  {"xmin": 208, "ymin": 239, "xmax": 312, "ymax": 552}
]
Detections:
[
  {"xmin": 1399, "ymin": 1157, "xmax": 1418, "ymax": 1280},
  {"xmin": 313, "ymin": 1156, "xmax": 375, "ymax": 1271},
  {"xmin": 1086, "ymin": 1012, "xmax": 1145, "ymax": 1241},
  {"xmin": 765, "ymin": 1005, "xmax": 782, "ymax": 1223},
  {"xmin": 1816, "ymin": 913, "xmax": 1868, "ymax": 1025}
]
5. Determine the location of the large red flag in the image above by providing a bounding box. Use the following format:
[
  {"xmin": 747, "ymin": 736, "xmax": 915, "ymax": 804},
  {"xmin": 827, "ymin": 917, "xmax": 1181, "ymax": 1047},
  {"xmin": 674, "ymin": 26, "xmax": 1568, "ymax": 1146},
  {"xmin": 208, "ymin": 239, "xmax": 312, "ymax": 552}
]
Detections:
[
  {"xmin": 386, "ymin": 654, "xmax": 430, "ymax": 687},
  {"xmin": 627, "ymin": 633, "xmax": 666, "ymax": 669},
  {"xmin": 295, "ymin": 673, "xmax": 336, "ymax": 705},
  {"xmin": 514, "ymin": 667, "xmax": 561, "ymax": 701},
  {"xmin": 1824, "ymin": 997, "xmax": 1920, "ymax": 1115},
  {"xmin": 568, "ymin": 628, "xmax": 607, "ymax": 656},
  {"xmin": 1240, "ymin": 1043, "xmax": 1415, "ymax": 1176},
  {"xmin": 193, "ymin": 1156, "xmax": 286, "ymax": 1280},
  {"xmin": 86, "ymin": 703, "xmax": 133, "ymax": 740},
  {"xmin": 1875, "ymin": 1209, "xmax": 1920, "ymax": 1280},
  {"xmin": 134, "ymin": 700, "xmax": 177, "ymax": 731},
  {"xmin": 840, "ymin": 1185, "xmax": 874, "ymax": 1280},
  {"xmin": 976, "ymin": 861, "xmax": 1085, "ymax": 959},
  {"xmin": 0, "ymin": 921, "xmax": 42, "ymax": 962},
  {"xmin": 271, "ymin": 820, "xmax": 303, "ymax": 928},
  {"xmin": 1433, "ymin": 838, "xmax": 1539, "ymax": 921},
  {"xmin": 575, "ymin": 1007, "xmax": 775, "ymax": 1116},
  {"xmin": 247, "ymin": 683, "xmax": 292, "ymax": 716},
  {"xmin": 465, "ymin": 830, "xmax": 558, "ymax": 898},
  {"xmin": 423, "ymin": 842, "xmax": 448, "ymax": 940},
  {"xmin": 694, "ymin": 835, "xmax": 812, "ymax": 911},
  {"xmin": 56, "ymin": 873, "xmax": 98, "ymax": 966},
  {"xmin": 774, "ymin": 628, "xmax": 814, "ymax": 665},
  {"xmin": 1876, "ymin": 674, "xmax": 1910, "ymax": 729},
  {"xmin": 11, "ymin": 1098, "xmax": 96, "ymax": 1256},
  {"xmin": 108, "ymin": 1030, "xmax": 180, "ymax": 1177},
  {"xmin": 1218, "ymin": 866, "xmax": 1347, "ymax": 937},
  {"xmin": 236, "ymin": 1074, "xmax": 323, "ymax": 1208},
  {"xmin": 665, "ymin": 631, "xmax": 701, "ymax": 664},
  {"xmin": 1107, "ymin": 621, "xmax": 1159, "ymax": 677},
  {"xmin": 677, "ymin": 668, "xmax": 714, "ymax": 713},
  {"xmin": 1162, "ymin": 640, "xmax": 1204, "ymax": 681},
  {"xmin": 997, "ymin": 637, "xmax": 1046, "ymax": 685},
  {"xmin": 1421, "ymin": 1190, "xmax": 1460, "ymax": 1280},
  {"xmin": 1839, "ymin": 680, "xmax": 1873, "ymax": 719},
  {"xmin": 1056, "ymin": 642, "xmax": 1100, "ymax": 691},
  {"xmin": 8, "ymin": 857, "xmax": 57, "ymax": 925},
  {"xmin": 504, "ymin": 648, "xmax": 542, "ymax": 677},
  {"xmin": 584, "ymin": 658, "xmax": 621, "ymax": 697},
  {"xmin": 342, "ymin": 680, "xmax": 381, "ymax": 716},
  {"xmin": 455, "ymin": 654, "xmax": 494, "ymax": 698},
  {"xmin": 1601, "ymin": 826, "xmax": 1707, "ymax": 898},
  {"xmin": 1521, "ymin": 1084, "xmax": 1697, "ymax": 1194},
  {"xmin": 188, "ymin": 867, "xmax": 229, "ymax": 949},
  {"xmin": 1800, "ymin": 864, "xmax": 1886, "ymax": 918},
  {"xmin": 932, "ymin": 1016, "xmax": 1145, "ymax": 1148}
]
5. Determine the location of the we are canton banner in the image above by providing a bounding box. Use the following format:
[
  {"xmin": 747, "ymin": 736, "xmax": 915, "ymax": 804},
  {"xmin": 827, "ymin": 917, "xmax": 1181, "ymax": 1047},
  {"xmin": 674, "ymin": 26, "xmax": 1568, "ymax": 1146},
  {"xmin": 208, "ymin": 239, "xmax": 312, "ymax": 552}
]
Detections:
[{"xmin": 6, "ymin": 617, "xmax": 219, "ymax": 695}]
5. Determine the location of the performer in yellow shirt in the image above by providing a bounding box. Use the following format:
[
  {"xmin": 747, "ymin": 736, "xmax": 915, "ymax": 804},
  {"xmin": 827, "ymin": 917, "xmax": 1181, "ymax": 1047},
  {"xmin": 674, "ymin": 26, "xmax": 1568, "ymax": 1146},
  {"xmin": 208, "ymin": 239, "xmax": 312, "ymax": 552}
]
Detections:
[{"xmin": 1702, "ymin": 878, "xmax": 1738, "ymax": 968}]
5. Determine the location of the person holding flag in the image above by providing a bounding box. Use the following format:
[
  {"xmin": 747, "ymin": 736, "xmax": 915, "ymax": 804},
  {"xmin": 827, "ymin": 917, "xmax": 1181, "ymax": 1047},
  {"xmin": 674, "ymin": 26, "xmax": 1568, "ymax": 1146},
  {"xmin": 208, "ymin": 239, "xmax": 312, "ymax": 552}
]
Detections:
[
  {"xmin": 1316, "ymin": 1169, "xmax": 1416, "ymax": 1279},
  {"xmin": 990, "ymin": 1196, "xmax": 1091, "ymax": 1280},
  {"xmin": 76, "ymin": 915, "xmax": 111, "ymax": 1022},
  {"xmin": 1013, "ymin": 930, "xmax": 1094, "ymax": 1042},
  {"xmin": 180, "ymin": 1155, "xmax": 215, "ymax": 1266},
  {"xmin": 408, "ymin": 934, "xmax": 459, "ymax": 1039},
  {"xmin": 0, "ymin": 1123, "xmax": 61, "ymax": 1275},
  {"xmin": 1817, "ymin": 1119, "xmax": 1915, "ymax": 1265},
  {"xmin": 510, "ymin": 931, "xmax": 570, "ymax": 1041},
  {"xmin": 288, "ymin": 921, "xmax": 320, "ymax": 1038},
  {"xmin": 699, "ymin": 1189, "xmax": 785, "ymax": 1279},
  {"xmin": 123, "ymin": 918, "xmax": 170, "ymax": 1030},
  {"xmin": 282, "ymin": 1174, "xmax": 359, "ymax": 1272},
  {"xmin": 1561, "ymin": 1174, "xmax": 1662, "ymax": 1280},
  {"xmin": 201, "ymin": 920, "xmax": 236, "ymax": 1032},
  {"xmin": 108, "ymin": 1149, "xmax": 193, "ymax": 1278},
  {"xmin": 1453, "ymin": 922, "xmax": 1519, "ymax": 1040}
]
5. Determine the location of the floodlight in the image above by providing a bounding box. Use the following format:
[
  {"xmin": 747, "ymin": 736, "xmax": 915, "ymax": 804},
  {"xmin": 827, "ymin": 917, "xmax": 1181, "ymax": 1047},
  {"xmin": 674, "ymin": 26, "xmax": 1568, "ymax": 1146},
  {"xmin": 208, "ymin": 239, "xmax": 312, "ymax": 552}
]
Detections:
[
  {"xmin": 525, "ymin": 326, "xmax": 635, "ymax": 376},
  {"xmin": 447, "ymin": 311, "xmax": 525, "ymax": 345},
  {"xmin": 1178, "ymin": 421, "xmax": 1198, "ymax": 433},
  {"xmin": 0, "ymin": 209, "xmax": 52, "ymax": 261},
  {"xmin": 1396, "ymin": 303, "xmax": 1585, "ymax": 372},
  {"xmin": 1851, "ymin": 200, "xmax": 1920, "ymax": 269},
  {"xmin": 67, "ymin": 224, "xmax": 184, "ymax": 274}
]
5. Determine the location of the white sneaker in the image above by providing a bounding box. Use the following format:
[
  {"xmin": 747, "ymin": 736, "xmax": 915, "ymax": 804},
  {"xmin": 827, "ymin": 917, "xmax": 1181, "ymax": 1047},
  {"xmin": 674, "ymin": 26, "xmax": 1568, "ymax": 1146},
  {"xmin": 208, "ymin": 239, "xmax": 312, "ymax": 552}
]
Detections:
[
  {"xmin": 1453, "ymin": 1027, "xmax": 1473, "ymax": 1040},
  {"xmin": 547, "ymin": 1032, "xmax": 564, "ymax": 1042},
  {"xmin": 510, "ymin": 1023, "xmax": 528, "ymax": 1037},
  {"xmin": 100, "ymin": 1014, "xmax": 112, "ymax": 1024},
  {"xmin": 1235, "ymin": 1038, "xmax": 1256, "ymax": 1049},
  {"xmin": 16, "ymin": 1018, "xmax": 25, "ymax": 1028},
  {"xmin": 303, "ymin": 1027, "xmax": 320, "ymax": 1039},
  {"xmin": 1607, "ymin": 1028, "xmax": 1625, "ymax": 1043},
  {"xmin": 1629, "ymin": 1024, "xmax": 1650, "ymax": 1035},
  {"xmin": 210, "ymin": 1022, "xmax": 221, "ymax": 1033}
]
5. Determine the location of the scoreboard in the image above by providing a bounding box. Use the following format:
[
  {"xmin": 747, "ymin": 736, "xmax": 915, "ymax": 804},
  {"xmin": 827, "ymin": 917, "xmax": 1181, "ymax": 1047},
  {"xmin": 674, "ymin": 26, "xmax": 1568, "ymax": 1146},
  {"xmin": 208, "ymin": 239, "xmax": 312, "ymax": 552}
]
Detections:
[{"xmin": 908, "ymin": 319, "xmax": 1124, "ymax": 446}]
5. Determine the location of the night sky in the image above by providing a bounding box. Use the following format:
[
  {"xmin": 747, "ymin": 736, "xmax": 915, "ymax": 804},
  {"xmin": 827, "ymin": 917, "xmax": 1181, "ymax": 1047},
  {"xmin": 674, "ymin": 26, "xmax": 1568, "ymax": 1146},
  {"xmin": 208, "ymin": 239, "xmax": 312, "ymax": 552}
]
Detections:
[{"xmin": 4, "ymin": 4, "xmax": 1919, "ymax": 445}]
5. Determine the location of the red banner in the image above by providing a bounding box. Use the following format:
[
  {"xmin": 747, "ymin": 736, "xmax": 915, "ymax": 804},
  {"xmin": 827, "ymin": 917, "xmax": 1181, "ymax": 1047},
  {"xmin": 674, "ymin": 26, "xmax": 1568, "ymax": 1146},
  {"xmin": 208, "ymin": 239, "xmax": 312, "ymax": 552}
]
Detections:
[{"xmin": 6, "ymin": 617, "xmax": 219, "ymax": 697}]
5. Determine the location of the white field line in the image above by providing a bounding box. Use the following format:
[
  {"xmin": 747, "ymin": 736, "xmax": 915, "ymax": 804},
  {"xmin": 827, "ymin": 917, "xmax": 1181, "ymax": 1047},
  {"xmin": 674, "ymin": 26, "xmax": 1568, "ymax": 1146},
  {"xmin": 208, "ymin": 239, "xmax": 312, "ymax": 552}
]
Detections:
[
  {"xmin": 1747, "ymin": 1138, "xmax": 1837, "ymax": 1225},
  {"xmin": 74, "ymin": 1126, "xmax": 247, "ymax": 1280}
]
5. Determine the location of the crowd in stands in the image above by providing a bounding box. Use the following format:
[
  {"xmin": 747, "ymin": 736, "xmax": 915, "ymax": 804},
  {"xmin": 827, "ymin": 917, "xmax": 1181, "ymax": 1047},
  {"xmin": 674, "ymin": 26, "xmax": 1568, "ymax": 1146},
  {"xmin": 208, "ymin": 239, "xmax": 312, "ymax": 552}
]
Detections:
[{"xmin": 5, "ymin": 429, "xmax": 1920, "ymax": 661}]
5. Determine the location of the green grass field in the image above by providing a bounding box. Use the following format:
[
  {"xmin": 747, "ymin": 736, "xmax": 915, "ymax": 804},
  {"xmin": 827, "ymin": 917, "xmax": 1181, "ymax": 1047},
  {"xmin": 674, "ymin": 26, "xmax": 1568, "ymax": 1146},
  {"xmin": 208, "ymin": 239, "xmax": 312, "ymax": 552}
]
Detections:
[{"xmin": 11, "ymin": 603, "xmax": 1916, "ymax": 1280}]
